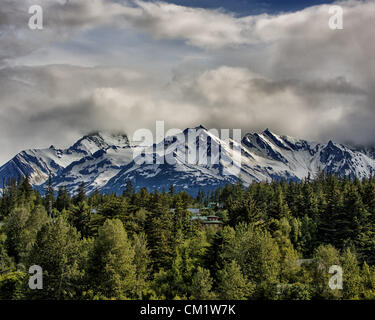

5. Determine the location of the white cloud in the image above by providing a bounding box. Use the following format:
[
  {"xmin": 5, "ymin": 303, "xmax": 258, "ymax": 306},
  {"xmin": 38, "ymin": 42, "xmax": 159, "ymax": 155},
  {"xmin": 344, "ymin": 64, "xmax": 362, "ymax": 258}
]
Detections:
[{"xmin": 0, "ymin": 0, "xmax": 375, "ymax": 164}]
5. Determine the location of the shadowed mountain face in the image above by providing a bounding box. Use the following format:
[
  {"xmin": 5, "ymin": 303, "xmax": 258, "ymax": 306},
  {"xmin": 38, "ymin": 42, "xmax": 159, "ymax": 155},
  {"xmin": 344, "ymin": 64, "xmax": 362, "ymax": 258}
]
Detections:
[{"xmin": 1, "ymin": 128, "xmax": 375, "ymax": 196}]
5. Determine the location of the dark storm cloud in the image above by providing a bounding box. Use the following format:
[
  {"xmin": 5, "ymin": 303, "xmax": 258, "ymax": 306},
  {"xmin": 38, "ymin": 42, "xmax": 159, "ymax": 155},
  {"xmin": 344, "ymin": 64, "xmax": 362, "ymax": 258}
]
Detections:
[{"xmin": 0, "ymin": 0, "xmax": 136, "ymax": 64}]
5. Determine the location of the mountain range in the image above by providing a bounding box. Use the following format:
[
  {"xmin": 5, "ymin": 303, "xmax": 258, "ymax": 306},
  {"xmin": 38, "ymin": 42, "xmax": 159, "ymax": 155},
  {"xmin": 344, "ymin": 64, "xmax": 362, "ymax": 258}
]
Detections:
[{"xmin": 1, "ymin": 127, "xmax": 375, "ymax": 195}]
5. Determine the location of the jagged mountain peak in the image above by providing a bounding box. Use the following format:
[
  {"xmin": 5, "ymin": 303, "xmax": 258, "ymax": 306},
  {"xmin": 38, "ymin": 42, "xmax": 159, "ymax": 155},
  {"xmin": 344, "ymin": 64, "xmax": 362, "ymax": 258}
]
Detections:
[
  {"xmin": 182, "ymin": 125, "xmax": 208, "ymax": 135},
  {"xmin": 195, "ymin": 124, "xmax": 208, "ymax": 130},
  {"xmin": 2, "ymin": 127, "xmax": 375, "ymax": 195},
  {"xmin": 262, "ymin": 128, "xmax": 274, "ymax": 135},
  {"xmin": 68, "ymin": 131, "xmax": 130, "ymax": 155}
]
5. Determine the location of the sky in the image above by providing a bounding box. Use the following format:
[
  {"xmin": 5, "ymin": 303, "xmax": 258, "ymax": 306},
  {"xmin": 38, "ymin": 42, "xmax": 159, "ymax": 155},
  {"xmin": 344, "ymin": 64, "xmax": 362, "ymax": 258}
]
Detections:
[
  {"xmin": 0, "ymin": 0, "xmax": 374, "ymax": 165},
  {"xmin": 141, "ymin": 0, "xmax": 337, "ymax": 15}
]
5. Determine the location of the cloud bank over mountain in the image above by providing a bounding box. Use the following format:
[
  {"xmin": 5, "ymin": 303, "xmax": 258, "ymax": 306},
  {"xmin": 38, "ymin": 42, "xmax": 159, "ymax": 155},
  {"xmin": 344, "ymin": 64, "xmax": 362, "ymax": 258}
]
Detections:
[{"xmin": 0, "ymin": 0, "xmax": 374, "ymax": 164}]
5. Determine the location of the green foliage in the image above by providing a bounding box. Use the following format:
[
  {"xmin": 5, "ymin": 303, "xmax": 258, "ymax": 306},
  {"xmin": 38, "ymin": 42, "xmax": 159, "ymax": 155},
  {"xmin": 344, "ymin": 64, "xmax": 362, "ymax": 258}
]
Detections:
[
  {"xmin": 88, "ymin": 219, "xmax": 137, "ymax": 299},
  {"xmin": 276, "ymin": 282, "xmax": 311, "ymax": 300},
  {"xmin": 341, "ymin": 249, "xmax": 362, "ymax": 299},
  {"xmin": 217, "ymin": 260, "xmax": 255, "ymax": 300},
  {"xmin": 0, "ymin": 271, "xmax": 27, "ymax": 300},
  {"xmin": 310, "ymin": 244, "xmax": 342, "ymax": 299},
  {"xmin": 68, "ymin": 201, "xmax": 91, "ymax": 238},
  {"xmin": 221, "ymin": 223, "xmax": 281, "ymax": 298},
  {"xmin": 0, "ymin": 232, "xmax": 13, "ymax": 273},
  {"xmin": 146, "ymin": 202, "xmax": 175, "ymax": 271},
  {"xmin": 190, "ymin": 267, "xmax": 216, "ymax": 300},
  {"xmin": 1, "ymin": 174, "xmax": 375, "ymax": 300},
  {"xmin": 360, "ymin": 262, "xmax": 375, "ymax": 299},
  {"xmin": 3, "ymin": 206, "xmax": 50, "ymax": 263},
  {"xmin": 133, "ymin": 233, "xmax": 152, "ymax": 298},
  {"xmin": 26, "ymin": 217, "xmax": 83, "ymax": 299}
]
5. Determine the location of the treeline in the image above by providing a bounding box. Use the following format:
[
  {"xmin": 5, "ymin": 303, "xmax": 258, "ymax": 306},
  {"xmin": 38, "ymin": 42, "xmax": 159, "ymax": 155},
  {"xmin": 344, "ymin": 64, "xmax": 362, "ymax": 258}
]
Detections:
[{"xmin": 1, "ymin": 173, "xmax": 375, "ymax": 300}]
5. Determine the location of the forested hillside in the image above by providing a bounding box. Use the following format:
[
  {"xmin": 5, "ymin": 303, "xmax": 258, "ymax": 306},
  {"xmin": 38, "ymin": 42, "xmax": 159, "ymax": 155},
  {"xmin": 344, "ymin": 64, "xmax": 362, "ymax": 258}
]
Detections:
[{"xmin": 1, "ymin": 173, "xmax": 375, "ymax": 300}]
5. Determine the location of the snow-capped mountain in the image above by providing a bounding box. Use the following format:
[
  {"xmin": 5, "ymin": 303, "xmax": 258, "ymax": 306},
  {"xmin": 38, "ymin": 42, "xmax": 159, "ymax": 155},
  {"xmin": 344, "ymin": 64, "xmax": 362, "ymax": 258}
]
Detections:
[
  {"xmin": 241, "ymin": 129, "xmax": 375, "ymax": 181},
  {"xmin": 0, "ymin": 132, "xmax": 138, "ymax": 193},
  {"xmin": 100, "ymin": 126, "xmax": 245, "ymax": 195},
  {"xmin": 101, "ymin": 127, "xmax": 375, "ymax": 194},
  {"xmin": 1, "ymin": 127, "xmax": 375, "ymax": 195}
]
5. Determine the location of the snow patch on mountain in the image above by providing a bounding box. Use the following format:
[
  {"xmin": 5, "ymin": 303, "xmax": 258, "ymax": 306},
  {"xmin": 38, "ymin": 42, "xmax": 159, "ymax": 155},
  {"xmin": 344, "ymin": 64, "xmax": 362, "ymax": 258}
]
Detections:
[{"xmin": 1, "ymin": 127, "xmax": 375, "ymax": 195}]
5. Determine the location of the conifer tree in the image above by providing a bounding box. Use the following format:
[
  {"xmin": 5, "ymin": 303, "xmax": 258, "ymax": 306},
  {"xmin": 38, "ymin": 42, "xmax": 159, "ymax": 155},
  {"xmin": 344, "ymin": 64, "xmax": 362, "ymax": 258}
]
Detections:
[
  {"xmin": 123, "ymin": 180, "xmax": 135, "ymax": 198},
  {"xmin": 190, "ymin": 267, "xmax": 216, "ymax": 300},
  {"xmin": 74, "ymin": 182, "xmax": 87, "ymax": 205},
  {"xmin": 318, "ymin": 176, "xmax": 345, "ymax": 247},
  {"xmin": 69, "ymin": 201, "xmax": 91, "ymax": 238},
  {"xmin": 341, "ymin": 249, "xmax": 362, "ymax": 299},
  {"xmin": 56, "ymin": 186, "xmax": 71, "ymax": 212},
  {"xmin": 267, "ymin": 186, "xmax": 291, "ymax": 221},
  {"xmin": 45, "ymin": 173, "xmax": 55, "ymax": 217},
  {"xmin": 26, "ymin": 217, "xmax": 83, "ymax": 299},
  {"xmin": 229, "ymin": 196, "xmax": 262, "ymax": 226},
  {"xmin": 217, "ymin": 260, "xmax": 255, "ymax": 300},
  {"xmin": 88, "ymin": 219, "xmax": 137, "ymax": 299},
  {"xmin": 310, "ymin": 245, "xmax": 342, "ymax": 299},
  {"xmin": 146, "ymin": 202, "xmax": 175, "ymax": 271},
  {"xmin": 221, "ymin": 223, "xmax": 281, "ymax": 298},
  {"xmin": 133, "ymin": 233, "xmax": 152, "ymax": 298},
  {"xmin": 360, "ymin": 262, "xmax": 375, "ymax": 299}
]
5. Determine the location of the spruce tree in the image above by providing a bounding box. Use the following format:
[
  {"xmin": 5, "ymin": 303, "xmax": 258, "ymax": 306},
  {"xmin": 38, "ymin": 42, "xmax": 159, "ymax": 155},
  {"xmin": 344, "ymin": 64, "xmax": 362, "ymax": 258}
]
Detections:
[
  {"xmin": 217, "ymin": 260, "xmax": 255, "ymax": 300},
  {"xmin": 26, "ymin": 217, "xmax": 83, "ymax": 299},
  {"xmin": 88, "ymin": 219, "xmax": 137, "ymax": 299},
  {"xmin": 45, "ymin": 173, "xmax": 55, "ymax": 218},
  {"xmin": 190, "ymin": 267, "xmax": 216, "ymax": 300}
]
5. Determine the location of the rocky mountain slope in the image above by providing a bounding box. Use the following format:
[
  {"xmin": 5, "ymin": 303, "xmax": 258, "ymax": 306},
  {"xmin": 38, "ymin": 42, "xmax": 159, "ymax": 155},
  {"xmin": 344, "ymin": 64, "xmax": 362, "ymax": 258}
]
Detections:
[{"xmin": 1, "ymin": 127, "xmax": 374, "ymax": 195}]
